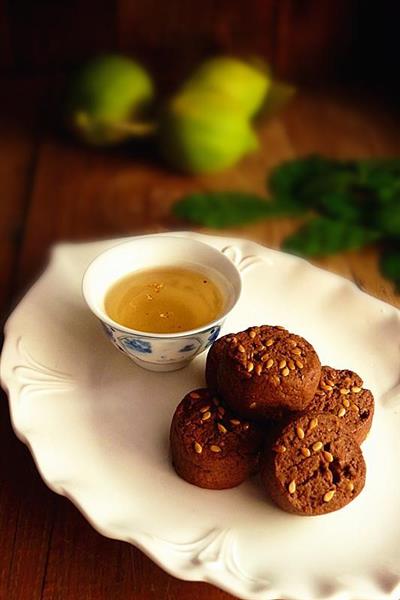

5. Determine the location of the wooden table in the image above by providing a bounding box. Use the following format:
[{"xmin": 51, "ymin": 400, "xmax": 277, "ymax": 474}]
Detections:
[{"xmin": 1, "ymin": 78, "xmax": 399, "ymax": 600}]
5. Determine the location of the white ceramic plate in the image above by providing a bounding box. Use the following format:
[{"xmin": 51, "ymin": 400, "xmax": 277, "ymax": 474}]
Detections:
[{"xmin": 2, "ymin": 232, "xmax": 400, "ymax": 600}]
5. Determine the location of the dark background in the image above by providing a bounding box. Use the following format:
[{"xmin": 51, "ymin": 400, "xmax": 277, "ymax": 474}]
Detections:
[
  {"xmin": 1, "ymin": 3, "xmax": 400, "ymax": 600},
  {"xmin": 1, "ymin": 1, "xmax": 399, "ymax": 92}
]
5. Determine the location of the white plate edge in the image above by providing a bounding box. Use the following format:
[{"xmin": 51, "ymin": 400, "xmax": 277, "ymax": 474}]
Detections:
[{"xmin": 1, "ymin": 231, "xmax": 400, "ymax": 600}]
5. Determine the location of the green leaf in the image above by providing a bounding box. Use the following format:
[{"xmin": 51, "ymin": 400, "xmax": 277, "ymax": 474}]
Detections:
[
  {"xmin": 268, "ymin": 155, "xmax": 342, "ymax": 207},
  {"xmin": 315, "ymin": 189, "xmax": 366, "ymax": 222},
  {"xmin": 357, "ymin": 158, "xmax": 400, "ymax": 190},
  {"xmin": 268, "ymin": 156, "xmax": 400, "ymax": 229},
  {"xmin": 374, "ymin": 202, "xmax": 400, "ymax": 236},
  {"xmin": 282, "ymin": 217, "xmax": 381, "ymax": 257},
  {"xmin": 172, "ymin": 191, "xmax": 303, "ymax": 228},
  {"xmin": 380, "ymin": 245, "xmax": 400, "ymax": 291}
]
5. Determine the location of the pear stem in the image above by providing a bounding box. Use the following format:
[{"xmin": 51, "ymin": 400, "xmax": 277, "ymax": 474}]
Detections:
[
  {"xmin": 110, "ymin": 120, "xmax": 157, "ymax": 136},
  {"xmin": 74, "ymin": 111, "xmax": 157, "ymax": 138}
]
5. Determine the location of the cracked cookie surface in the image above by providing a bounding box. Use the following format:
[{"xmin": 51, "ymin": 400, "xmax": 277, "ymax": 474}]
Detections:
[{"xmin": 261, "ymin": 412, "xmax": 366, "ymax": 515}]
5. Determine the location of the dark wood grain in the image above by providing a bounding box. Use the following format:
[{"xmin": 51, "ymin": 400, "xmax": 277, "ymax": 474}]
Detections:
[
  {"xmin": 3, "ymin": 0, "xmax": 360, "ymax": 83},
  {"xmin": 117, "ymin": 0, "xmax": 277, "ymax": 90},
  {"xmin": 4, "ymin": 0, "xmax": 400, "ymax": 92},
  {"xmin": 1, "ymin": 78, "xmax": 400, "ymax": 600},
  {"xmin": 6, "ymin": 0, "xmax": 116, "ymax": 72},
  {"xmin": 0, "ymin": 77, "xmax": 53, "ymax": 600},
  {"xmin": 0, "ymin": 78, "xmax": 44, "ymax": 319},
  {"xmin": 274, "ymin": 0, "xmax": 352, "ymax": 79}
]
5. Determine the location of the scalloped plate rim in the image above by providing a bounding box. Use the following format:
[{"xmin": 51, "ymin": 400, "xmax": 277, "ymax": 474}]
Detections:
[{"xmin": 1, "ymin": 231, "xmax": 400, "ymax": 600}]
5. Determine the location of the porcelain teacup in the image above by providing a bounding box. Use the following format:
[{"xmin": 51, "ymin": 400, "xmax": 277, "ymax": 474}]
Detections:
[{"xmin": 82, "ymin": 235, "xmax": 242, "ymax": 371}]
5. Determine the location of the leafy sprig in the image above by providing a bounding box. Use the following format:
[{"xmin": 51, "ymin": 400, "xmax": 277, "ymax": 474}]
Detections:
[
  {"xmin": 172, "ymin": 191, "xmax": 302, "ymax": 228},
  {"xmin": 172, "ymin": 155, "xmax": 400, "ymax": 291}
]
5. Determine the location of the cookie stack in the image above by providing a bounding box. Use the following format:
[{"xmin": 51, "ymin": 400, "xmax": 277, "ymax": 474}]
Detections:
[{"xmin": 170, "ymin": 325, "xmax": 374, "ymax": 516}]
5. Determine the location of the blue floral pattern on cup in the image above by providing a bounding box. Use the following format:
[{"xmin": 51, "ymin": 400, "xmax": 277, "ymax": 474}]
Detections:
[
  {"xmin": 179, "ymin": 343, "xmax": 196, "ymax": 353},
  {"xmin": 98, "ymin": 320, "xmax": 225, "ymax": 371},
  {"xmin": 207, "ymin": 326, "xmax": 221, "ymax": 344},
  {"xmin": 120, "ymin": 337, "xmax": 152, "ymax": 354}
]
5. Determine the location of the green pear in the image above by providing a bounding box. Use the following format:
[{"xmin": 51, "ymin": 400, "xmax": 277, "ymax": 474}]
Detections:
[
  {"xmin": 183, "ymin": 56, "xmax": 270, "ymax": 118},
  {"xmin": 159, "ymin": 90, "xmax": 258, "ymax": 173},
  {"xmin": 66, "ymin": 54, "xmax": 154, "ymax": 146}
]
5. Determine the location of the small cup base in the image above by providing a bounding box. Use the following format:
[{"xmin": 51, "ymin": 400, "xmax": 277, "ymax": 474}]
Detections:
[{"xmin": 130, "ymin": 355, "xmax": 191, "ymax": 372}]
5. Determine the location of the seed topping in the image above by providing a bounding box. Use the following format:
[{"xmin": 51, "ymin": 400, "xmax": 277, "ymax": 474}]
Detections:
[
  {"xmin": 340, "ymin": 388, "xmax": 350, "ymax": 395},
  {"xmin": 348, "ymin": 482, "xmax": 354, "ymax": 492},
  {"xmin": 292, "ymin": 347, "xmax": 302, "ymax": 355},
  {"xmin": 274, "ymin": 445, "xmax": 287, "ymax": 454},
  {"xmin": 247, "ymin": 362, "xmax": 254, "ymax": 373},
  {"xmin": 282, "ymin": 367, "xmax": 290, "ymax": 377},
  {"xmin": 279, "ymin": 359, "xmax": 287, "ymax": 369},
  {"xmin": 266, "ymin": 358, "xmax": 274, "ymax": 369},
  {"xmin": 190, "ymin": 392, "xmax": 200, "ymax": 399},
  {"xmin": 323, "ymin": 451, "xmax": 334, "ymax": 462},
  {"xmin": 323, "ymin": 490, "xmax": 335, "ymax": 502},
  {"xmin": 238, "ymin": 344, "xmax": 246, "ymax": 353},
  {"xmin": 288, "ymin": 480, "xmax": 296, "ymax": 494},
  {"xmin": 230, "ymin": 419, "xmax": 240, "ymax": 426},
  {"xmin": 296, "ymin": 360, "xmax": 304, "ymax": 369},
  {"xmin": 217, "ymin": 424, "xmax": 227, "ymax": 434},
  {"xmin": 249, "ymin": 330, "xmax": 256, "ymax": 339},
  {"xmin": 312, "ymin": 441, "xmax": 323, "ymax": 452},
  {"xmin": 210, "ymin": 445, "xmax": 222, "ymax": 453},
  {"xmin": 255, "ymin": 364, "xmax": 263, "ymax": 375},
  {"xmin": 194, "ymin": 442, "xmax": 203, "ymax": 454},
  {"xmin": 249, "ymin": 402, "xmax": 257, "ymax": 409},
  {"xmin": 342, "ymin": 398, "xmax": 350, "ymax": 408},
  {"xmin": 200, "ymin": 405, "xmax": 211, "ymax": 413},
  {"xmin": 338, "ymin": 407, "xmax": 346, "ymax": 418},
  {"xmin": 301, "ymin": 447, "xmax": 311, "ymax": 457},
  {"xmin": 296, "ymin": 426, "xmax": 305, "ymax": 440},
  {"xmin": 352, "ymin": 386, "xmax": 362, "ymax": 393},
  {"xmin": 201, "ymin": 411, "xmax": 211, "ymax": 421},
  {"xmin": 288, "ymin": 359, "xmax": 295, "ymax": 370},
  {"xmin": 266, "ymin": 338, "xmax": 274, "ymax": 347},
  {"xmin": 309, "ymin": 418, "xmax": 318, "ymax": 431}
]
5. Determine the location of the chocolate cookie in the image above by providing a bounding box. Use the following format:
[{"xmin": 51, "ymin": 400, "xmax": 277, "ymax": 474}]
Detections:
[
  {"xmin": 205, "ymin": 334, "xmax": 229, "ymax": 392},
  {"xmin": 306, "ymin": 366, "xmax": 374, "ymax": 444},
  {"xmin": 261, "ymin": 413, "xmax": 366, "ymax": 516},
  {"xmin": 170, "ymin": 388, "xmax": 263, "ymax": 489},
  {"xmin": 205, "ymin": 326, "xmax": 321, "ymax": 421}
]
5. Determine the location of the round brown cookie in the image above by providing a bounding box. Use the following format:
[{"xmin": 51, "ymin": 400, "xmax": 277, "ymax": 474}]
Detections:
[
  {"xmin": 261, "ymin": 412, "xmax": 366, "ymax": 516},
  {"xmin": 205, "ymin": 334, "xmax": 230, "ymax": 392},
  {"xmin": 307, "ymin": 366, "xmax": 374, "ymax": 444},
  {"xmin": 170, "ymin": 388, "xmax": 263, "ymax": 489},
  {"xmin": 206, "ymin": 325, "xmax": 321, "ymax": 421}
]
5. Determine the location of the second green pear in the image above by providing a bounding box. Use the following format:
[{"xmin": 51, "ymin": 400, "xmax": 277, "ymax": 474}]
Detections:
[
  {"xmin": 159, "ymin": 90, "xmax": 258, "ymax": 174},
  {"xmin": 183, "ymin": 56, "xmax": 270, "ymax": 118}
]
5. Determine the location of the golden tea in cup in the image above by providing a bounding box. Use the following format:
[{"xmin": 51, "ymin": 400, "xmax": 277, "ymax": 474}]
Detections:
[{"xmin": 105, "ymin": 265, "xmax": 225, "ymax": 334}]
